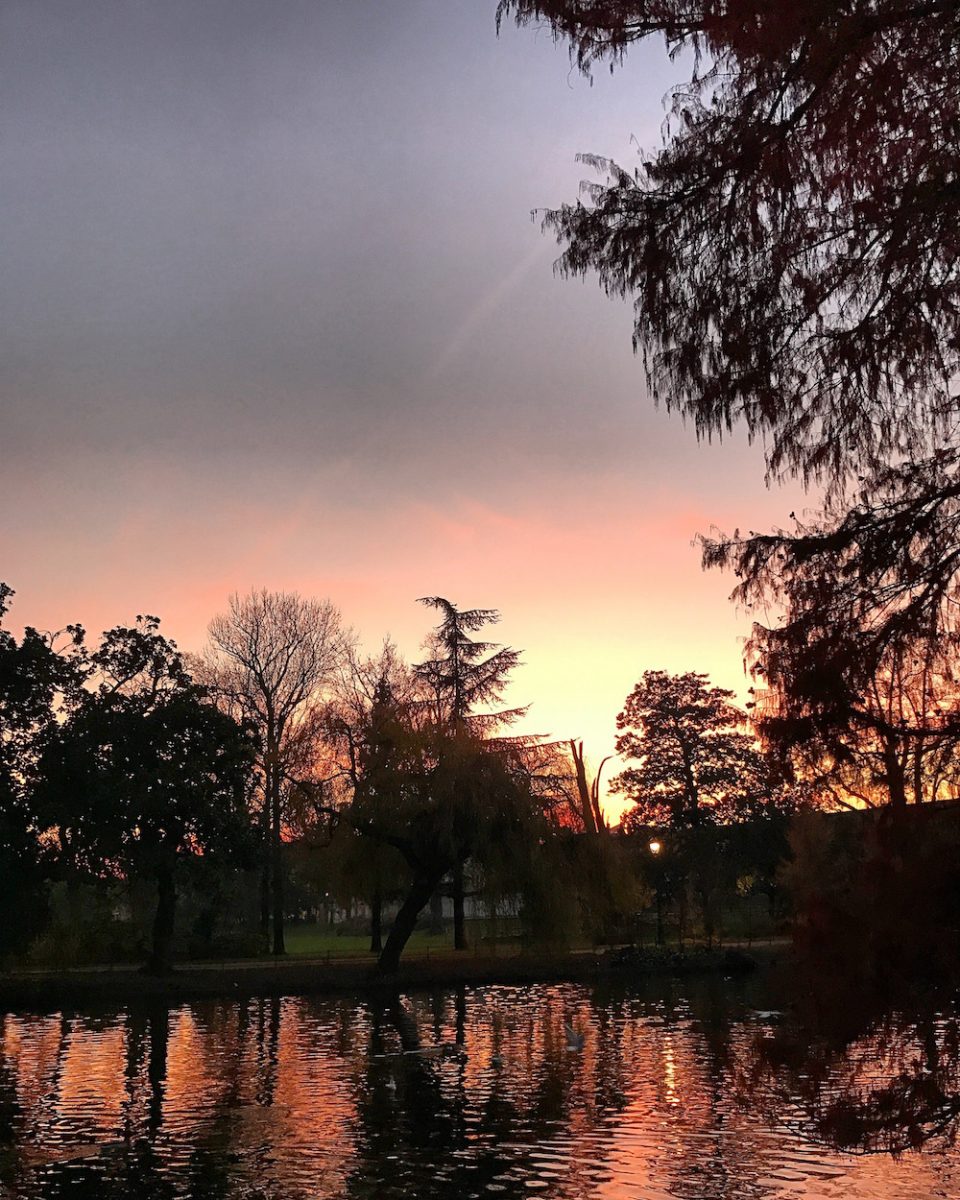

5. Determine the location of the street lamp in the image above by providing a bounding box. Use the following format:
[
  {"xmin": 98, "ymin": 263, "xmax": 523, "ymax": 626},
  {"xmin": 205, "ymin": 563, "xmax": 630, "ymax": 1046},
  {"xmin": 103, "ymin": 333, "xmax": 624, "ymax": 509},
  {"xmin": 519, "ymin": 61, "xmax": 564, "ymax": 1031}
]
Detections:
[{"xmin": 649, "ymin": 838, "xmax": 665, "ymax": 945}]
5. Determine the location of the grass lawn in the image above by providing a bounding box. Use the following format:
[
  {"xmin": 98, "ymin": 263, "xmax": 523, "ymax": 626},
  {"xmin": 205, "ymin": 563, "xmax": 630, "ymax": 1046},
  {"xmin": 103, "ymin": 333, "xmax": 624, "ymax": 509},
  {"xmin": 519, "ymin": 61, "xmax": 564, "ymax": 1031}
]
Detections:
[
  {"xmin": 282, "ymin": 901, "xmax": 781, "ymax": 961},
  {"xmin": 283, "ymin": 921, "xmax": 524, "ymax": 961}
]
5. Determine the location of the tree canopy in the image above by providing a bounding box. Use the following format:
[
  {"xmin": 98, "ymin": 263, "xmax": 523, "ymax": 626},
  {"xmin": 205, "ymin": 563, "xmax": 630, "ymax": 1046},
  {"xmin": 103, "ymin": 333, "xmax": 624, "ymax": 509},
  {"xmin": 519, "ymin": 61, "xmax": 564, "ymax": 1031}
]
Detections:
[
  {"xmin": 499, "ymin": 0, "xmax": 960, "ymax": 781},
  {"xmin": 37, "ymin": 618, "xmax": 255, "ymax": 972},
  {"xmin": 0, "ymin": 585, "xmax": 86, "ymax": 958},
  {"xmin": 614, "ymin": 670, "xmax": 770, "ymax": 829},
  {"xmin": 498, "ymin": 0, "xmax": 960, "ymax": 486}
]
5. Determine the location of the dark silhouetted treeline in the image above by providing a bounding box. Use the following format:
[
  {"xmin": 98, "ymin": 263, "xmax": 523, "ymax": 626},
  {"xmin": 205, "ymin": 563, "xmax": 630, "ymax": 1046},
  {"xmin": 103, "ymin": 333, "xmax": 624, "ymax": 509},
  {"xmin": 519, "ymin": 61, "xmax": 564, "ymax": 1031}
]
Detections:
[{"xmin": 5, "ymin": 579, "xmax": 960, "ymax": 979}]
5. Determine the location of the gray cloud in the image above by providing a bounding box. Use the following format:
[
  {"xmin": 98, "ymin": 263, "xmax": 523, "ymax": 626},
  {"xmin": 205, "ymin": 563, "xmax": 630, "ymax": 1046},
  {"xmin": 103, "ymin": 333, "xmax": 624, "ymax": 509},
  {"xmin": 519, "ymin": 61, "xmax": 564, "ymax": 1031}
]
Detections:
[{"xmin": 2, "ymin": 0, "xmax": 698, "ymax": 497}]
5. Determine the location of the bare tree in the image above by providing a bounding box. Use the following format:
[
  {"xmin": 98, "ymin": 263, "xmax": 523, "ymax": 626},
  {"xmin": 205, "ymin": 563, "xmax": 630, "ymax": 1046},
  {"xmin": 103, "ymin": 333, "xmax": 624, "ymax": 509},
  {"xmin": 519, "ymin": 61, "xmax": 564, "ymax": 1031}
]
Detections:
[
  {"xmin": 200, "ymin": 589, "xmax": 348, "ymax": 954},
  {"xmin": 569, "ymin": 740, "xmax": 610, "ymax": 835}
]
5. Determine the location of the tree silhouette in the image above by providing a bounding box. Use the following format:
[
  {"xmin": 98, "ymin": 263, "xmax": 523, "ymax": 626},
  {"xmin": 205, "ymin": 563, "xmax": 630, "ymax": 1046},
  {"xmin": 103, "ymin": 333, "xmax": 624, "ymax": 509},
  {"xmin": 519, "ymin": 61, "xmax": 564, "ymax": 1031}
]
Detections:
[
  {"xmin": 614, "ymin": 670, "xmax": 767, "ymax": 829},
  {"xmin": 498, "ymin": 0, "xmax": 960, "ymax": 486},
  {"xmin": 414, "ymin": 597, "xmax": 525, "ymax": 735},
  {"xmin": 704, "ymin": 472, "xmax": 960, "ymax": 807},
  {"xmin": 201, "ymin": 589, "xmax": 347, "ymax": 955},
  {"xmin": 751, "ymin": 625, "xmax": 960, "ymax": 813},
  {"xmin": 0, "ymin": 583, "xmax": 86, "ymax": 959},
  {"xmin": 306, "ymin": 601, "xmax": 563, "ymax": 972},
  {"xmin": 37, "ymin": 618, "xmax": 255, "ymax": 973},
  {"xmin": 324, "ymin": 644, "xmax": 419, "ymax": 952},
  {"xmin": 414, "ymin": 597, "xmax": 526, "ymax": 948},
  {"xmin": 498, "ymin": 0, "xmax": 960, "ymax": 780}
]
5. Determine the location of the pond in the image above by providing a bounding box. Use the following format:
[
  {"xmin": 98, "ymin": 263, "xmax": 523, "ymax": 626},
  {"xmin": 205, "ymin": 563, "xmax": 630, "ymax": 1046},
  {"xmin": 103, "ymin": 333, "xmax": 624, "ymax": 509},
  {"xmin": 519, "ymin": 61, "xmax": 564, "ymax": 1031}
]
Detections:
[{"xmin": 2, "ymin": 975, "xmax": 959, "ymax": 1199}]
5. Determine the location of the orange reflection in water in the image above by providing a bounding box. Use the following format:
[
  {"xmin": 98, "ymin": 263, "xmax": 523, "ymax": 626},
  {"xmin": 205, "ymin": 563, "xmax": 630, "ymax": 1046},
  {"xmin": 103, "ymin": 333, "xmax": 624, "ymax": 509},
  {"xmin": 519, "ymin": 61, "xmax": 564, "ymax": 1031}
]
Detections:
[{"xmin": 2, "ymin": 986, "xmax": 960, "ymax": 1199}]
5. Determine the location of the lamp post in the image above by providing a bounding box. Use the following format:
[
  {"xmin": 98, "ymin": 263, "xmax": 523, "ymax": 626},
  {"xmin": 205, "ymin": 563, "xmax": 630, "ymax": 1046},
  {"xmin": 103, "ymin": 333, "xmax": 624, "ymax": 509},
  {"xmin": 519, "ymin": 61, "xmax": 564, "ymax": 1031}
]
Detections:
[{"xmin": 649, "ymin": 838, "xmax": 665, "ymax": 946}]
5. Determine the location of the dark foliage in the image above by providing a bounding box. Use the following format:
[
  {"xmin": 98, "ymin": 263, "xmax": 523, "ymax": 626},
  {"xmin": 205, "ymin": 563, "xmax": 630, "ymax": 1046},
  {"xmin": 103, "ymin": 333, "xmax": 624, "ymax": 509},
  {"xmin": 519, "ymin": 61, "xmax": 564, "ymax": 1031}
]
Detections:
[
  {"xmin": 0, "ymin": 584, "xmax": 86, "ymax": 960},
  {"xmin": 36, "ymin": 618, "xmax": 255, "ymax": 972},
  {"xmin": 499, "ymin": 0, "xmax": 960, "ymax": 486},
  {"xmin": 499, "ymin": 1, "xmax": 960, "ymax": 781},
  {"xmin": 614, "ymin": 669, "xmax": 774, "ymax": 828}
]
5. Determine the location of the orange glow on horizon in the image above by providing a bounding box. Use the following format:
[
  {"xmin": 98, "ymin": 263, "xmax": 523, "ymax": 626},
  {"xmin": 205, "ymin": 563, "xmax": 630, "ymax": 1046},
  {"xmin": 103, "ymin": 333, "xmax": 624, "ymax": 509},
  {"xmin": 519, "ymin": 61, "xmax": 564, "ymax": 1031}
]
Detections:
[{"xmin": 5, "ymin": 476, "xmax": 801, "ymax": 824}]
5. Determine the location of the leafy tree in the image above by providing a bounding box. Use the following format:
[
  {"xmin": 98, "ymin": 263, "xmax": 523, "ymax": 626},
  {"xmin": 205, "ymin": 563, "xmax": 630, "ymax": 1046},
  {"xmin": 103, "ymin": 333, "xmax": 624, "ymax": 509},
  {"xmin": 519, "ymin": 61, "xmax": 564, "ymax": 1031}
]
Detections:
[
  {"xmin": 307, "ymin": 607, "xmax": 569, "ymax": 972},
  {"xmin": 614, "ymin": 669, "xmax": 793, "ymax": 942},
  {"xmin": 37, "ymin": 618, "xmax": 255, "ymax": 973},
  {"xmin": 200, "ymin": 589, "xmax": 347, "ymax": 954},
  {"xmin": 498, "ymin": 1, "xmax": 960, "ymax": 792},
  {"xmin": 325, "ymin": 706, "xmax": 546, "ymax": 974},
  {"xmin": 614, "ymin": 670, "xmax": 768, "ymax": 829},
  {"xmin": 0, "ymin": 583, "xmax": 86, "ymax": 960}
]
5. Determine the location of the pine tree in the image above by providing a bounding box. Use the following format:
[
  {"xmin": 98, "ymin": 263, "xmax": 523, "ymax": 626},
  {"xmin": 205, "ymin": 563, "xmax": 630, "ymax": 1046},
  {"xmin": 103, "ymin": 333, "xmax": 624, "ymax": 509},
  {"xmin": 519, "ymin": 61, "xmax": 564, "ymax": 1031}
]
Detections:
[{"xmin": 414, "ymin": 597, "xmax": 527, "ymax": 948}]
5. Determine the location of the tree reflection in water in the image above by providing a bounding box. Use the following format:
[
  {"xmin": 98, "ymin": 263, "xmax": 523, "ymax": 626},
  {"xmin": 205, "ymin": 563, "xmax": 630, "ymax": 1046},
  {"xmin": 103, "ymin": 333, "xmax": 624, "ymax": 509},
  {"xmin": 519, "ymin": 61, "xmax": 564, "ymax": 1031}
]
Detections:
[
  {"xmin": 737, "ymin": 981, "xmax": 960, "ymax": 1156},
  {"xmin": 3, "ymin": 978, "xmax": 960, "ymax": 1198}
]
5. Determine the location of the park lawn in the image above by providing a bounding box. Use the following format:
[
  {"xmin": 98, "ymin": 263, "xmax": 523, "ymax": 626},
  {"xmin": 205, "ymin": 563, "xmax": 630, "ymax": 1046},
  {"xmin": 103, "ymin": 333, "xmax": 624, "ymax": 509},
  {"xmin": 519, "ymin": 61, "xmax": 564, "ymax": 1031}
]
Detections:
[{"xmin": 283, "ymin": 921, "xmax": 524, "ymax": 960}]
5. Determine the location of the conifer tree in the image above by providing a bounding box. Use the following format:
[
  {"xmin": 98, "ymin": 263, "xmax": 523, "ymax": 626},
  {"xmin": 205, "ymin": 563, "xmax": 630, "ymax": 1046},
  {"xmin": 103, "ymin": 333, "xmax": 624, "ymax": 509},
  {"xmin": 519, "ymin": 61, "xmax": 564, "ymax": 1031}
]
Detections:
[{"xmin": 414, "ymin": 597, "xmax": 527, "ymax": 948}]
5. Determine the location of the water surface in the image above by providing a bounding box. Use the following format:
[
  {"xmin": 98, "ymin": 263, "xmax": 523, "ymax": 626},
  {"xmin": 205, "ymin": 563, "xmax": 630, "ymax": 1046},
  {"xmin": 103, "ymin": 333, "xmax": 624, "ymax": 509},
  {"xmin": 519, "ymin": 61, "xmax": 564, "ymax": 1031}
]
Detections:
[{"xmin": 1, "ymin": 978, "xmax": 958, "ymax": 1199}]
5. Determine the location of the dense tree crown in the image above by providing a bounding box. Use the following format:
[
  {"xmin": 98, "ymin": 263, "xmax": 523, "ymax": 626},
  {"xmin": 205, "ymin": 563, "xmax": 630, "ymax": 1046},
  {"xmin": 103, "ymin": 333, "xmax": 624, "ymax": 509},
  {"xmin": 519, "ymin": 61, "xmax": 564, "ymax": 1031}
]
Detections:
[
  {"xmin": 614, "ymin": 670, "xmax": 768, "ymax": 828},
  {"xmin": 0, "ymin": 586, "xmax": 87, "ymax": 957},
  {"xmin": 36, "ymin": 618, "xmax": 255, "ymax": 972}
]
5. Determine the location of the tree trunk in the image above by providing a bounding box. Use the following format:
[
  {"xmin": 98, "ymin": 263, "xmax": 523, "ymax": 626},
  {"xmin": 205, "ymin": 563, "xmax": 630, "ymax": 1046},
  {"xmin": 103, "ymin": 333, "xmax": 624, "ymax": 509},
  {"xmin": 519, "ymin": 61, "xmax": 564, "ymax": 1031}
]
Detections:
[
  {"xmin": 378, "ymin": 870, "xmax": 444, "ymax": 974},
  {"xmin": 884, "ymin": 744, "xmax": 908, "ymax": 815},
  {"xmin": 570, "ymin": 740, "xmax": 598, "ymax": 834},
  {"xmin": 271, "ymin": 772, "xmax": 285, "ymax": 956},
  {"xmin": 452, "ymin": 861, "xmax": 468, "ymax": 950},
  {"xmin": 147, "ymin": 862, "xmax": 177, "ymax": 975},
  {"xmin": 259, "ymin": 802, "xmax": 271, "ymax": 942},
  {"xmin": 370, "ymin": 887, "xmax": 383, "ymax": 953},
  {"xmin": 429, "ymin": 888, "xmax": 444, "ymax": 934}
]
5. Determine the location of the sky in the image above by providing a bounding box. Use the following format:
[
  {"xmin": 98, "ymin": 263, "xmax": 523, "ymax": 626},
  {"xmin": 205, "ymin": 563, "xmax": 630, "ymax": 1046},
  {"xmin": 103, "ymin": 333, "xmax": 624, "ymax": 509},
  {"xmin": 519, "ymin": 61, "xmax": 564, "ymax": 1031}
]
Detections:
[{"xmin": 2, "ymin": 0, "xmax": 807, "ymax": 818}]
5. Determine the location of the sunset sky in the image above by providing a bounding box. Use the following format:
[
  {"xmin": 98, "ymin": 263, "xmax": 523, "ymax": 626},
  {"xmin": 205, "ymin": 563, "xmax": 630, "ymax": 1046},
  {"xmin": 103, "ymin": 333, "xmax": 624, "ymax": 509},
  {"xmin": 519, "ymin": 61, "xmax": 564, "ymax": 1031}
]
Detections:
[{"xmin": 3, "ymin": 0, "xmax": 807, "ymax": 817}]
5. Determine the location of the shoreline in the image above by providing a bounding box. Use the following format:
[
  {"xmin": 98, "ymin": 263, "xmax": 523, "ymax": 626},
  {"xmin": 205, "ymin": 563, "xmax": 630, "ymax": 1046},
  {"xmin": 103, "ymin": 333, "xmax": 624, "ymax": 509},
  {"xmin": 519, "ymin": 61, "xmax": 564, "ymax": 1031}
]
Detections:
[{"xmin": 0, "ymin": 944, "xmax": 785, "ymax": 1012}]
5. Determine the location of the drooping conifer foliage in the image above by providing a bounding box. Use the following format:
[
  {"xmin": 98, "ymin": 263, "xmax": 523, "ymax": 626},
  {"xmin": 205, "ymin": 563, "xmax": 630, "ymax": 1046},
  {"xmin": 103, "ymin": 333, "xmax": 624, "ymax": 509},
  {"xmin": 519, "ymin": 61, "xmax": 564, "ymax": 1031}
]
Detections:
[
  {"xmin": 499, "ymin": 0, "xmax": 960, "ymax": 484},
  {"xmin": 414, "ymin": 596, "xmax": 526, "ymax": 735},
  {"xmin": 499, "ymin": 0, "xmax": 960, "ymax": 794}
]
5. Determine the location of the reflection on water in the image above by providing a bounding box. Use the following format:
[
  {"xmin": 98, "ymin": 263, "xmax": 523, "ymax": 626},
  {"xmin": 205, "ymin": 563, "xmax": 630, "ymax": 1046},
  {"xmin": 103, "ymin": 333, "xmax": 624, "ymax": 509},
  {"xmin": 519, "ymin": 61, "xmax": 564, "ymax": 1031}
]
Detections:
[
  {"xmin": 1, "ymin": 978, "xmax": 959, "ymax": 1199},
  {"xmin": 739, "ymin": 1000, "xmax": 960, "ymax": 1157}
]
